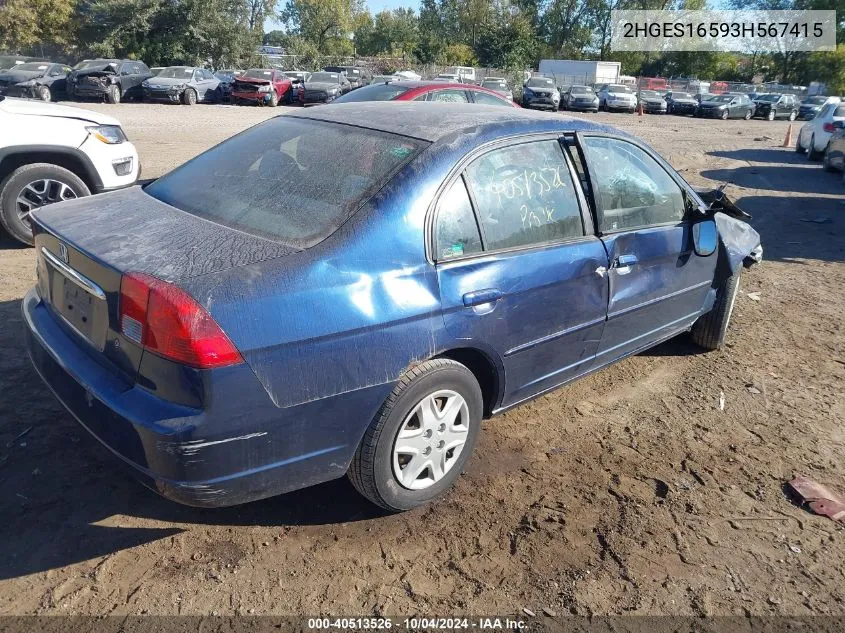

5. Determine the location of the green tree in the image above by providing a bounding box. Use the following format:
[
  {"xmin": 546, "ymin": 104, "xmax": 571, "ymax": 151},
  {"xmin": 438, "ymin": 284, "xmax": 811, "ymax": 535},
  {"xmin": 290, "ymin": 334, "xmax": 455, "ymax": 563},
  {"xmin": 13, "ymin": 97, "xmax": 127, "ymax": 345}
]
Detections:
[
  {"xmin": 0, "ymin": 0, "xmax": 77, "ymax": 56},
  {"xmin": 279, "ymin": 0, "xmax": 363, "ymax": 52}
]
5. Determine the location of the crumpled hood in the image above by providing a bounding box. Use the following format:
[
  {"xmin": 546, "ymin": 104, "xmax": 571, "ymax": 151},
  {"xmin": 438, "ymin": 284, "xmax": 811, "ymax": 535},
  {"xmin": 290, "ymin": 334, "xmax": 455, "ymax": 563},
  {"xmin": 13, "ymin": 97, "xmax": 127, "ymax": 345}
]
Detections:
[
  {"xmin": 0, "ymin": 97, "xmax": 121, "ymax": 125},
  {"xmin": 144, "ymin": 77, "xmax": 190, "ymax": 87},
  {"xmin": 235, "ymin": 76, "xmax": 271, "ymax": 85},
  {"xmin": 31, "ymin": 186, "xmax": 298, "ymax": 282},
  {"xmin": 72, "ymin": 66, "xmax": 117, "ymax": 78},
  {"xmin": 0, "ymin": 70, "xmax": 45, "ymax": 84}
]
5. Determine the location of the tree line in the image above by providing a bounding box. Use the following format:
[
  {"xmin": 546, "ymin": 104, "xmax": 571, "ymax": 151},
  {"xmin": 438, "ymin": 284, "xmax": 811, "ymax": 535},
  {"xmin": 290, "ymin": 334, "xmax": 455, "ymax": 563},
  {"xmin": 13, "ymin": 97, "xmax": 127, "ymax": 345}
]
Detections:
[{"xmin": 1, "ymin": 0, "xmax": 842, "ymax": 92}]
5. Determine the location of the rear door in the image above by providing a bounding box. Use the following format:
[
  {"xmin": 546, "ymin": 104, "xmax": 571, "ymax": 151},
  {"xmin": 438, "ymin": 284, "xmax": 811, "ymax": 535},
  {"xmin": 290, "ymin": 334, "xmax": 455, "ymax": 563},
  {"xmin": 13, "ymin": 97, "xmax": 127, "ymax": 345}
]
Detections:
[
  {"xmin": 435, "ymin": 137, "xmax": 609, "ymax": 407},
  {"xmin": 575, "ymin": 134, "xmax": 717, "ymax": 365}
]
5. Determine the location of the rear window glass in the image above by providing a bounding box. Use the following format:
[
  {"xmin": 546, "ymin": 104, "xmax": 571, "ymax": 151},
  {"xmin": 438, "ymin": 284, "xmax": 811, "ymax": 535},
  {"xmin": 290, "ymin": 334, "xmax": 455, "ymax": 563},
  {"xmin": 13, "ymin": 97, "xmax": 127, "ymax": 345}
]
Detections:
[
  {"xmin": 335, "ymin": 83, "xmax": 411, "ymax": 102},
  {"xmin": 146, "ymin": 118, "xmax": 427, "ymax": 248}
]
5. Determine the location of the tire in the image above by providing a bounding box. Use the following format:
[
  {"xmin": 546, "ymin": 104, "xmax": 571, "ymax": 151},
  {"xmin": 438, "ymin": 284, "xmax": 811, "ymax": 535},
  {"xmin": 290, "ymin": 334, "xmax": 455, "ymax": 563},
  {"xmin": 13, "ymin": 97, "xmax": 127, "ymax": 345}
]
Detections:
[
  {"xmin": 0, "ymin": 163, "xmax": 90, "ymax": 246},
  {"xmin": 795, "ymin": 134, "xmax": 807, "ymax": 154},
  {"xmin": 691, "ymin": 268, "xmax": 741, "ymax": 351},
  {"xmin": 35, "ymin": 85, "xmax": 51, "ymax": 102},
  {"xmin": 348, "ymin": 358, "xmax": 483, "ymax": 512},
  {"xmin": 744, "ymin": 109, "xmax": 752, "ymax": 120},
  {"xmin": 269, "ymin": 91, "xmax": 279, "ymax": 107},
  {"xmin": 766, "ymin": 110, "xmax": 775, "ymax": 121},
  {"xmin": 788, "ymin": 111, "xmax": 796, "ymax": 121},
  {"xmin": 720, "ymin": 109, "xmax": 729, "ymax": 120},
  {"xmin": 182, "ymin": 88, "xmax": 197, "ymax": 106},
  {"xmin": 106, "ymin": 84, "xmax": 121, "ymax": 104},
  {"xmin": 808, "ymin": 135, "xmax": 823, "ymax": 161},
  {"xmin": 823, "ymin": 145, "xmax": 836, "ymax": 172}
]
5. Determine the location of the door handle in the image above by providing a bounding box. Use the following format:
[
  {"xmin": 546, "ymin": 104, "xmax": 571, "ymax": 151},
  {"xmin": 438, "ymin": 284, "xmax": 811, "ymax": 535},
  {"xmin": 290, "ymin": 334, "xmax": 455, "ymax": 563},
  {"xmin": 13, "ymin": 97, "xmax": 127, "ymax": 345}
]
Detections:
[
  {"xmin": 614, "ymin": 254, "xmax": 638, "ymax": 275},
  {"xmin": 462, "ymin": 288, "xmax": 502, "ymax": 307}
]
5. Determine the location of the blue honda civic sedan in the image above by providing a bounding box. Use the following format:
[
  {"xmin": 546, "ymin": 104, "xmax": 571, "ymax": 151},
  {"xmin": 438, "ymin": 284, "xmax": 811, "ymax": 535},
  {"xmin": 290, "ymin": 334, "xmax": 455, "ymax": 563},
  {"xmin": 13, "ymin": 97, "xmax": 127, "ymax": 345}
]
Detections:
[{"xmin": 23, "ymin": 102, "xmax": 760, "ymax": 511}]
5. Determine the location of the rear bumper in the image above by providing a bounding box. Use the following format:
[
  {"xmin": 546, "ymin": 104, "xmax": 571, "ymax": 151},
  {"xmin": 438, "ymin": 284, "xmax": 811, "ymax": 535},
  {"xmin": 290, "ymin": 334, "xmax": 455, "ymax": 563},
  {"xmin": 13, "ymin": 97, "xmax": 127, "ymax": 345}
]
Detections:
[{"xmin": 23, "ymin": 288, "xmax": 386, "ymax": 507}]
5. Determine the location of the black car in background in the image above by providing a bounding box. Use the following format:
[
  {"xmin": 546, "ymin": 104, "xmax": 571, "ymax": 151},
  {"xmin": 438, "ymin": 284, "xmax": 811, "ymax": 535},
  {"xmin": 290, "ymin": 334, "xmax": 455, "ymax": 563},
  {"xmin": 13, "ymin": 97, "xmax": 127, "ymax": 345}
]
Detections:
[
  {"xmin": 68, "ymin": 59, "xmax": 152, "ymax": 103},
  {"xmin": 214, "ymin": 70, "xmax": 241, "ymax": 101},
  {"xmin": 696, "ymin": 94, "xmax": 755, "ymax": 120},
  {"xmin": 638, "ymin": 89, "xmax": 667, "ymax": 114},
  {"xmin": 323, "ymin": 66, "xmax": 365, "ymax": 91},
  {"xmin": 0, "ymin": 61, "xmax": 71, "ymax": 101},
  {"xmin": 299, "ymin": 71, "xmax": 350, "ymax": 104},
  {"xmin": 798, "ymin": 95, "xmax": 830, "ymax": 120},
  {"xmin": 752, "ymin": 93, "xmax": 798, "ymax": 121},
  {"xmin": 665, "ymin": 91, "xmax": 698, "ymax": 115},
  {"xmin": 561, "ymin": 85, "xmax": 598, "ymax": 111}
]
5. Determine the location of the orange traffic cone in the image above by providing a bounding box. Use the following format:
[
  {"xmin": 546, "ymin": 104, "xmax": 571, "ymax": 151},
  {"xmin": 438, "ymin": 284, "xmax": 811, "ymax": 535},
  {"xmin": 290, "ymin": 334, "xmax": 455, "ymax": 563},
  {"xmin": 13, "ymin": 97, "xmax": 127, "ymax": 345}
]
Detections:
[{"xmin": 782, "ymin": 124, "xmax": 793, "ymax": 147}]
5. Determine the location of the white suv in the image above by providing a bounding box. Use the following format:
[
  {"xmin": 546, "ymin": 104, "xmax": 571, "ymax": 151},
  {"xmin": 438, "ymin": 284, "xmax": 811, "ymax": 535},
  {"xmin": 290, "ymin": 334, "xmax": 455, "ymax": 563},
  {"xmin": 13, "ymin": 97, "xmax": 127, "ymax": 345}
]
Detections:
[
  {"xmin": 0, "ymin": 96, "xmax": 139, "ymax": 245},
  {"xmin": 796, "ymin": 101, "xmax": 845, "ymax": 161}
]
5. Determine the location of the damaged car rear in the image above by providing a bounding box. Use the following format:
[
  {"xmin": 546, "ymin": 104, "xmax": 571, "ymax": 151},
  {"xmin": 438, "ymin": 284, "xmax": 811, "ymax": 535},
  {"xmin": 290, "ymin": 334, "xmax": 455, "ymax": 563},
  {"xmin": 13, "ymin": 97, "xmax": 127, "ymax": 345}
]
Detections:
[
  {"xmin": 24, "ymin": 103, "xmax": 762, "ymax": 512},
  {"xmin": 0, "ymin": 62, "xmax": 71, "ymax": 101}
]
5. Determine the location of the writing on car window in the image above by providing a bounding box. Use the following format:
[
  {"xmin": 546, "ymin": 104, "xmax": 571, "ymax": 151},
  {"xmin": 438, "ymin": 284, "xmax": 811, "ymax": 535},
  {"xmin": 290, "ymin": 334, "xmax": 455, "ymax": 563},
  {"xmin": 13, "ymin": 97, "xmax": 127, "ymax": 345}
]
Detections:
[
  {"xmin": 465, "ymin": 141, "xmax": 584, "ymax": 251},
  {"xmin": 436, "ymin": 178, "xmax": 482, "ymax": 260}
]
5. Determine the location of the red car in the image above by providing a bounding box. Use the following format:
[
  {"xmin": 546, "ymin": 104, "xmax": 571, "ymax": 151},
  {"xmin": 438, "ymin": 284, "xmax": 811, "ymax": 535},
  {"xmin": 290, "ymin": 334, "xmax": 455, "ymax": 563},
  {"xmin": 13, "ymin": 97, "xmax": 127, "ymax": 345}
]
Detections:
[
  {"xmin": 231, "ymin": 68, "xmax": 292, "ymax": 106},
  {"xmin": 333, "ymin": 81, "xmax": 518, "ymax": 107}
]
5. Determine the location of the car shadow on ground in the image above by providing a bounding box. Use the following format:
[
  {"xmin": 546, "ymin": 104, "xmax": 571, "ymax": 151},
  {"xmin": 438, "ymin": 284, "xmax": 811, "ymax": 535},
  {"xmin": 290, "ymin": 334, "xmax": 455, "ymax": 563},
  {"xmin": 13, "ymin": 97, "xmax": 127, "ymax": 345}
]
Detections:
[
  {"xmin": 0, "ymin": 296, "xmax": 388, "ymax": 581},
  {"xmin": 707, "ymin": 147, "xmax": 810, "ymax": 165},
  {"xmin": 702, "ymin": 162, "xmax": 843, "ymax": 195},
  {"xmin": 0, "ymin": 232, "xmax": 28, "ymax": 250}
]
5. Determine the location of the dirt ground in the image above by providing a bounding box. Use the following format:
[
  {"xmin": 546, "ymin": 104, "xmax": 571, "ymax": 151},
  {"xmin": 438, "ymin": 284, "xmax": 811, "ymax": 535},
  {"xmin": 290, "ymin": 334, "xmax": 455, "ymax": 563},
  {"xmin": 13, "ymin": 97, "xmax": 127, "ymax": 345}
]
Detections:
[{"xmin": 0, "ymin": 101, "xmax": 843, "ymax": 618}]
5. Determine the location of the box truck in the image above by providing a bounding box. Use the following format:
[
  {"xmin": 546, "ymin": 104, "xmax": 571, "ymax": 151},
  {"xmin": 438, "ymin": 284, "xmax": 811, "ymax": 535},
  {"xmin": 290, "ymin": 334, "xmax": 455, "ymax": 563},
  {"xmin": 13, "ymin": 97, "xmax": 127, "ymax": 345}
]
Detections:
[{"xmin": 537, "ymin": 60, "xmax": 621, "ymax": 86}]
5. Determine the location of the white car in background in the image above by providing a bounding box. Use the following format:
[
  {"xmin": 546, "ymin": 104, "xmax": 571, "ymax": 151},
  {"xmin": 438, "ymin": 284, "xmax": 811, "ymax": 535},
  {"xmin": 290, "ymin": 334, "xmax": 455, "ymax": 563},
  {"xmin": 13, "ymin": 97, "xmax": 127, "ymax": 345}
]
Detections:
[
  {"xmin": 597, "ymin": 83, "xmax": 637, "ymax": 113},
  {"xmin": 0, "ymin": 96, "xmax": 139, "ymax": 244},
  {"xmin": 796, "ymin": 101, "xmax": 845, "ymax": 161}
]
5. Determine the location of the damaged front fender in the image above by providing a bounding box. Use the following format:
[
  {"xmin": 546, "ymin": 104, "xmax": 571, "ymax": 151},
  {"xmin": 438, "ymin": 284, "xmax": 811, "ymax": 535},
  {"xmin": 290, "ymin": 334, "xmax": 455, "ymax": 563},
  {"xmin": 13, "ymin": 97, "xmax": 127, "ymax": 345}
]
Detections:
[{"xmin": 695, "ymin": 186, "xmax": 763, "ymax": 276}]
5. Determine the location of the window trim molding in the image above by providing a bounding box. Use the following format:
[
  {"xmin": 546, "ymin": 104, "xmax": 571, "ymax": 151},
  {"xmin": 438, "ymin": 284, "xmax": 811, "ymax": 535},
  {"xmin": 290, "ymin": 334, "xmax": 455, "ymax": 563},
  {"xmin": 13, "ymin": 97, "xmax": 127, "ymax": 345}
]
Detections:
[{"xmin": 427, "ymin": 132, "xmax": 595, "ymax": 265}]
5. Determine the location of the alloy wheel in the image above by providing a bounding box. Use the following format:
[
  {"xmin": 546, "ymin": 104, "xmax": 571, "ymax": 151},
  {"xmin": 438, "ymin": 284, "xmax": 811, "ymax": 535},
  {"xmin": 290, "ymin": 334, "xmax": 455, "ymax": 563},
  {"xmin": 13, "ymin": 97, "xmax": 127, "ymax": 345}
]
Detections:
[
  {"xmin": 15, "ymin": 179, "xmax": 78, "ymax": 225},
  {"xmin": 392, "ymin": 389, "xmax": 469, "ymax": 490}
]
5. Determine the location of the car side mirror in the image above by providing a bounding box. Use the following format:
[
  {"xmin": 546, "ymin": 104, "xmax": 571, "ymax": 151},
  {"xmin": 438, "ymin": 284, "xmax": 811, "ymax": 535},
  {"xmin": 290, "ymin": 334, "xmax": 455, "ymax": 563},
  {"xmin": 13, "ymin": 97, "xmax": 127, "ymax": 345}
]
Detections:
[{"xmin": 693, "ymin": 220, "xmax": 718, "ymax": 257}]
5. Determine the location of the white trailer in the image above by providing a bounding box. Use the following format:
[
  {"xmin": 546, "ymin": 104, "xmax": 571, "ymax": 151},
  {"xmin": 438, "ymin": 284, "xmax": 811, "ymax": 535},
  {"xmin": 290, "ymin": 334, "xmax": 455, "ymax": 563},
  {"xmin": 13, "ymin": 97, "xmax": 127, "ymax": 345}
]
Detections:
[{"xmin": 537, "ymin": 60, "xmax": 621, "ymax": 87}]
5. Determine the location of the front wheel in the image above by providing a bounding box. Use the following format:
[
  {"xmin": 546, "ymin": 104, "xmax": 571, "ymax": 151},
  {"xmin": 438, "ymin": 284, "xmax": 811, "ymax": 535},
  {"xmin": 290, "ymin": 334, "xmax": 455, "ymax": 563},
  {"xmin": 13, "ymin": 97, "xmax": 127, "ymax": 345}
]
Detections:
[
  {"xmin": 744, "ymin": 109, "xmax": 752, "ymax": 120},
  {"xmin": 348, "ymin": 359, "xmax": 483, "ymax": 512},
  {"xmin": 721, "ymin": 109, "xmax": 729, "ymax": 120},
  {"xmin": 691, "ymin": 268, "xmax": 741, "ymax": 351},
  {"xmin": 788, "ymin": 111, "xmax": 796, "ymax": 121},
  {"xmin": 35, "ymin": 85, "xmax": 51, "ymax": 102},
  {"xmin": 182, "ymin": 88, "xmax": 197, "ymax": 105},
  {"xmin": 0, "ymin": 163, "xmax": 90, "ymax": 245},
  {"xmin": 766, "ymin": 110, "xmax": 775, "ymax": 121},
  {"xmin": 269, "ymin": 91, "xmax": 279, "ymax": 107},
  {"xmin": 106, "ymin": 84, "xmax": 121, "ymax": 104}
]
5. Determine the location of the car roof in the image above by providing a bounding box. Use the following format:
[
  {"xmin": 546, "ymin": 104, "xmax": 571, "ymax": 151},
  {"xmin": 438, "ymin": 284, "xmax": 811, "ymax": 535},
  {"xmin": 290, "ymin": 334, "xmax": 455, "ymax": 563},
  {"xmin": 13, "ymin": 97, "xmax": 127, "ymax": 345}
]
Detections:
[{"xmin": 287, "ymin": 101, "xmax": 616, "ymax": 143}]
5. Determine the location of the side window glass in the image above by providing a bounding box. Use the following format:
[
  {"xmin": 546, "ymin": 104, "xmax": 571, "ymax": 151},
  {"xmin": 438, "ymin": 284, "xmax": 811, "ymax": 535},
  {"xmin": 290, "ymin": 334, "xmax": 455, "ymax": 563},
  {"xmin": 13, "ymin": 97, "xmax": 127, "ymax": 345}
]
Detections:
[
  {"xmin": 473, "ymin": 91, "xmax": 510, "ymax": 107},
  {"xmin": 581, "ymin": 136, "xmax": 685, "ymax": 232},
  {"xmin": 413, "ymin": 93, "xmax": 429, "ymax": 101},
  {"xmin": 435, "ymin": 177, "xmax": 482, "ymax": 260},
  {"xmin": 430, "ymin": 90, "xmax": 468, "ymax": 103},
  {"xmin": 464, "ymin": 140, "xmax": 585, "ymax": 251}
]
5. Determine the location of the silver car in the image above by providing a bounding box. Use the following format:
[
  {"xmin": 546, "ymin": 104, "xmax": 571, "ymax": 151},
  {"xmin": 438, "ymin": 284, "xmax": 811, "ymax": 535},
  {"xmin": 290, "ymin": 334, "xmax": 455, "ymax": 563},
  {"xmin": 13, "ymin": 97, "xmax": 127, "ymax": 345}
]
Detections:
[
  {"xmin": 480, "ymin": 77, "xmax": 513, "ymax": 101},
  {"xmin": 142, "ymin": 66, "xmax": 221, "ymax": 105},
  {"xmin": 597, "ymin": 83, "xmax": 637, "ymax": 113}
]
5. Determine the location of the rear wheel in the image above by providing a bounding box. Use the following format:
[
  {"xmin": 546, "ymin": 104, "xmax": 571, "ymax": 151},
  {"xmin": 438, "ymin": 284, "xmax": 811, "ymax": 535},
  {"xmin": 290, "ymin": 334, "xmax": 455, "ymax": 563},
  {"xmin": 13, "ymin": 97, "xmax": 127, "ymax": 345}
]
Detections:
[
  {"xmin": 348, "ymin": 359, "xmax": 483, "ymax": 511},
  {"xmin": 182, "ymin": 88, "xmax": 197, "ymax": 105},
  {"xmin": 808, "ymin": 135, "xmax": 823, "ymax": 161},
  {"xmin": 691, "ymin": 268, "xmax": 741, "ymax": 351},
  {"xmin": 796, "ymin": 134, "xmax": 807, "ymax": 153},
  {"xmin": 823, "ymin": 145, "xmax": 836, "ymax": 172},
  {"xmin": 0, "ymin": 163, "xmax": 90, "ymax": 246},
  {"xmin": 106, "ymin": 84, "xmax": 121, "ymax": 104}
]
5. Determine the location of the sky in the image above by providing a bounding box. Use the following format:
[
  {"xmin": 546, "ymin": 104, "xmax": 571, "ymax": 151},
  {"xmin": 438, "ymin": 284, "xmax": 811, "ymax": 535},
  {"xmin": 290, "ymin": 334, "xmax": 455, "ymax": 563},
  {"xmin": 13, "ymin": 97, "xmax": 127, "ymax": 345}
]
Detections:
[{"xmin": 264, "ymin": 0, "xmax": 418, "ymax": 32}]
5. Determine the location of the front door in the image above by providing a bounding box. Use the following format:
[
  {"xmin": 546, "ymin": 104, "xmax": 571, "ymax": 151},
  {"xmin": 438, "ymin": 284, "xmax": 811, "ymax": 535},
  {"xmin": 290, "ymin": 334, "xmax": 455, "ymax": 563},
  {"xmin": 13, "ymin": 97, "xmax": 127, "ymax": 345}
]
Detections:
[
  {"xmin": 577, "ymin": 135, "xmax": 717, "ymax": 365},
  {"xmin": 435, "ymin": 138, "xmax": 609, "ymax": 407}
]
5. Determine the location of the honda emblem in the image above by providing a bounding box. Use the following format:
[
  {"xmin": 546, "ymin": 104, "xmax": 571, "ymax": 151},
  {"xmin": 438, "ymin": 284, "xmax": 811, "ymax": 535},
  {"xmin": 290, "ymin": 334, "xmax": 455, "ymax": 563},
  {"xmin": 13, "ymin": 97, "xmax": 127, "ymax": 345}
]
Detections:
[{"xmin": 58, "ymin": 243, "xmax": 69, "ymax": 263}]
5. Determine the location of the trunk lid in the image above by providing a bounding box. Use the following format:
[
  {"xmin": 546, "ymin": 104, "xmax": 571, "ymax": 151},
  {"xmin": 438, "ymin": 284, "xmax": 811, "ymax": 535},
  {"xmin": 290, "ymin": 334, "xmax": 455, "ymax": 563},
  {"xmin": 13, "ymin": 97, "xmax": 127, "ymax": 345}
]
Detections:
[{"xmin": 31, "ymin": 186, "xmax": 298, "ymax": 383}]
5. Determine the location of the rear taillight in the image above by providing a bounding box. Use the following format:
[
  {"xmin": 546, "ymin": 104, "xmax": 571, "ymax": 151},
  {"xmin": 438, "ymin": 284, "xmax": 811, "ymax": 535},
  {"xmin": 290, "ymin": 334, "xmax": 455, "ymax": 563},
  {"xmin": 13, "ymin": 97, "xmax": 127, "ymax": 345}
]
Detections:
[
  {"xmin": 119, "ymin": 272, "xmax": 242, "ymax": 369},
  {"xmin": 823, "ymin": 122, "xmax": 835, "ymax": 133}
]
